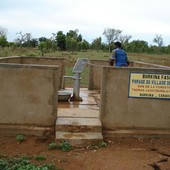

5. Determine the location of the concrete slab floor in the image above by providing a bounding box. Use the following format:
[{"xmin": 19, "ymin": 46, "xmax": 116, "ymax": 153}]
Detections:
[
  {"xmin": 56, "ymin": 88, "xmax": 101, "ymax": 129},
  {"xmin": 58, "ymin": 88, "xmax": 100, "ymax": 115}
]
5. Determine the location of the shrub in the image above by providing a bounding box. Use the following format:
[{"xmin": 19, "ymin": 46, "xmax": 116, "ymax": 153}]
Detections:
[
  {"xmin": 58, "ymin": 141, "xmax": 72, "ymax": 152},
  {"xmin": 48, "ymin": 142, "xmax": 58, "ymax": 150},
  {"xmin": 16, "ymin": 134, "xmax": 26, "ymax": 143},
  {"xmin": 0, "ymin": 156, "xmax": 56, "ymax": 170}
]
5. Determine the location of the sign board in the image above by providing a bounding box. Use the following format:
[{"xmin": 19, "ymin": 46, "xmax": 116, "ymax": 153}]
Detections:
[{"xmin": 128, "ymin": 73, "xmax": 170, "ymax": 99}]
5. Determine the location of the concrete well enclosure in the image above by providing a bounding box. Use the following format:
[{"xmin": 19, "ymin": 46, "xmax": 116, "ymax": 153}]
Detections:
[
  {"xmin": 0, "ymin": 56, "xmax": 65, "ymax": 136},
  {"xmin": 0, "ymin": 55, "xmax": 170, "ymax": 139},
  {"xmin": 88, "ymin": 59, "xmax": 170, "ymax": 90},
  {"xmin": 0, "ymin": 56, "xmax": 65, "ymax": 89},
  {"xmin": 100, "ymin": 66, "xmax": 170, "ymax": 137},
  {"xmin": 88, "ymin": 59, "xmax": 110, "ymax": 90}
]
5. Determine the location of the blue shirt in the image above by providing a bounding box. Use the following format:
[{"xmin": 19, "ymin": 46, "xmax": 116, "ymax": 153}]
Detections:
[{"xmin": 112, "ymin": 48, "xmax": 128, "ymax": 66}]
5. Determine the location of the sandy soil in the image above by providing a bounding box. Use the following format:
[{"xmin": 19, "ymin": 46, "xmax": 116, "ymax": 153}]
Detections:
[{"xmin": 0, "ymin": 135, "xmax": 170, "ymax": 170}]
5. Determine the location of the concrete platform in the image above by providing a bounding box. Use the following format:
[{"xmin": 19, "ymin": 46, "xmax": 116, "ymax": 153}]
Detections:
[
  {"xmin": 56, "ymin": 88, "xmax": 103, "ymax": 146},
  {"xmin": 58, "ymin": 88, "xmax": 100, "ymax": 108},
  {"xmin": 58, "ymin": 108, "xmax": 99, "ymax": 118},
  {"xmin": 56, "ymin": 132, "xmax": 103, "ymax": 147},
  {"xmin": 56, "ymin": 117, "xmax": 102, "ymax": 132}
]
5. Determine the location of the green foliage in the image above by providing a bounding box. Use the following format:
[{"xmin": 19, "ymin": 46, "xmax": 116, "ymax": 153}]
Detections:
[
  {"xmin": 0, "ymin": 156, "xmax": 56, "ymax": 170},
  {"xmin": 126, "ymin": 40, "xmax": 148, "ymax": 53},
  {"xmin": 0, "ymin": 159, "xmax": 8, "ymax": 169},
  {"xmin": 0, "ymin": 47, "xmax": 9, "ymax": 57},
  {"xmin": 66, "ymin": 29, "xmax": 86, "ymax": 51},
  {"xmin": 48, "ymin": 142, "xmax": 58, "ymax": 150},
  {"xmin": 98, "ymin": 141, "xmax": 107, "ymax": 147},
  {"xmin": 34, "ymin": 155, "xmax": 46, "ymax": 161},
  {"xmin": 38, "ymin": 41, "xmax": 46, "ymax": 56},
  {"xmin": 48, "ymin": 141, "xmax": 72, "ymax": 152},
  {"xmin": 91, "ymin": 37, "xmax": 102, "ymax": 51},
  {"xmin": 89, "ymin": 141, "xmax": 107, "ymax": 150},
  {"xmin": 0, "ymin": 36, "xmax": 8, "ymax": 47},
  {"xmin": 153, "ymin": 34, "xmax": 163, "ymax": 47},
  {"xmin": 56, "ymin": 31, "xmax": 66, "ymax": 51},
  {"xmin": 66, "ymin": 36, "xmax": 77, "ymax": 51},
  {"xmin": 81, "ymin": 40, "xmax": 90, "ymax": 51},
  {"xmin": 58, "ymin": 141, "xmax": 72, "ymax": 152},
  {"xmin": 16, "ymin": 134, "xmax": 26, "ymax": 143},
  {"xmin": 1, "ymin": 25, "xmax": 170, "ymax": 54}
]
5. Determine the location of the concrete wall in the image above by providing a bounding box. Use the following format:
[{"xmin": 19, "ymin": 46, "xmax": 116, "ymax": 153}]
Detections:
[
  {"xmin": 131, "ymin": 61, "xmax": 170, "ymax": 69},
  {"xmin": 0, "ymin": 56, "xmax": 22, "ymax": 64},
  {"xmin": 0, "ymin": 56, "xmax": 65, "ymax": 89},
  {"xmin": 88, "ymin": 59, "xmax": 170, "ymax": 90},
  {"xmin": 88, "ymin": 59, "xmax": 110, "ymax": 90},
  {"xmin": 100, "ymin": 67, "xmax": 170, "ymax": 130},
  {"xmin": 0, "ymin": 63, "xmax": 59, "ymax": 134}
]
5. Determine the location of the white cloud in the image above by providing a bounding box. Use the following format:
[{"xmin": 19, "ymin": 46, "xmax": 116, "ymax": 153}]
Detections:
[{"xmin": 0, "ymin": 0, "xmax": 170, "ymax": 45}]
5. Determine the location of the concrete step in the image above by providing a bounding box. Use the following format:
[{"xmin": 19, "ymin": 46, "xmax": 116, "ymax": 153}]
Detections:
[
  {"xmin": 58, "ymin": 108, "xmax": 99, "ymax": 118},
  {"xmin": 55, "ymin": 132, "xmax": 103, "ymax": 147},
  {"xmin": 56, "ymin": 117, "xmax": 102, "ymax": 132},
  {"xmin": 56, "ymin": 90, "xmax": 103, "ymax": 147}
]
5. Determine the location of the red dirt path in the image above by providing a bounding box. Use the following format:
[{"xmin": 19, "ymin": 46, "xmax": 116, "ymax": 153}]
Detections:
[{"xmin": 0, "ymin": 135, "xmax": 170, "ymax": 170}]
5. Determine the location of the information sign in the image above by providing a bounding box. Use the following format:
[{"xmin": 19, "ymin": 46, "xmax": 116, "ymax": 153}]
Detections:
[{"xmin": 129, "ymin": 73, "xmax": 170, "ymax": 99}]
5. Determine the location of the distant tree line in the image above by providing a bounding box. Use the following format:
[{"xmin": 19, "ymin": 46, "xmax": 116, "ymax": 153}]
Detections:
[{"xmin": 0, "ymin": 26, "xmax": 170, "ymax": 55}]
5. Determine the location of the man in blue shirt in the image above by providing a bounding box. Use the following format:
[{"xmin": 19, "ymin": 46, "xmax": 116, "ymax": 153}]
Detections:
[{"xmin": 111, "ymin": 41, "xmax": 128, "ymax": 67}]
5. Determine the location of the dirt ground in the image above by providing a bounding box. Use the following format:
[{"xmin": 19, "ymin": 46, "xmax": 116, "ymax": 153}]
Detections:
[{"xmin": 0, "ymin": 135, "xmax": 170, "ymax": 170}]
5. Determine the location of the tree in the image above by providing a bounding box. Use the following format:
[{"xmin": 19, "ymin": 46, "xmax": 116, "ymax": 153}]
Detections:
[
  {"xmin": 38, "ymin": 38, "xmax": 55, "ymax": 54},
  {"xmin": 127, "ymin": 40, "xmax": 148, "ymax": 53},
  {"xmin": 119, "ymin": 35, "xmax": 132, "ymax": 51},
  {"xmin": 65, "ymin": 29, "xmax": 83, "ymax": 51},
  {"xmin": 15, "ymin": 32, "xmax": 33, "ymax": 47},
  {"xmin": 77, "ymin": 34, "xmax": 82, "ymax": 42},
  {"xmin": 66, "ymin": 36, "xmax": 77, "ymax": 51},
  {"xmin": 153, "ymin": 34, "xmax": 163, "ymax": 47},
  {"xmin": 0, "ymin": 26, "xmax": 8, "ymax": 48},
  {"xmin": 56, "ymin": 31, "xmax": 66, "ymax": 51},
  {"xmin": 0, "ymin": 36, "xmax": 8, "ymax": 47},
  {"xmin": 39, "ymin": 37, "xmax": 47, "ymax": 42},
  {"xmin": 0, "ymin": 26, "xmax": 8, "ymax": 37},
  {"xmin": 103, "ymin": 28, "xmax": 122, "ymax": 52},
  {"xmin": 91, "ymin": 37, "xmax": 102, "ymax": 51},
  {"xmin": 38, "ymin": 41, "xmax": 46, "ymax": 56},
  {"xmin": 66, "ymin": 29, "xmax": 82, "ymax": 42},
  {"xmin": 119, "ymin": 35, "xmax": 132, "ymax": 44},
  {"xmin": 50, "ymin": 33, "xmax": 57, "ymax": 52},
  {"xmin": 81, "ymin": 40, "xmax": 90, "ymax": 51},
  {"xmin": 29, "ymin": 38, "xmax": 38, "ymax": 47}
]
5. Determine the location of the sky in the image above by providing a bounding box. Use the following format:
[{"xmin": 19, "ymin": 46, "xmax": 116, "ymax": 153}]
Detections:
[{"xmin": 0, "ymin": 0, "xmax": 170, "ymax": 46}]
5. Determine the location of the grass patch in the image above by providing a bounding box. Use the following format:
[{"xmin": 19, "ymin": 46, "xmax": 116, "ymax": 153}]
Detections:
[
  {"xmin": 88, "ymin": 141, "xmax": 107, "ymax": 150},
  {"xmin": 0, "ymin": 156, "xmax": 57, "ymax": 170},
  {"xmin": 1, "ymin": 48, "xmax": 170, "ymax": 87},
  {"xmin": 34, "ymin": 155, "xmax": 46, "ymax": 161},
  {"xmin": 16, "ymin": 134, "xmax": 26, "ymax": 143},
  {"xmin": 58, "ymin": 141, "xmax": 72, "ymax": 152},
  {"xmin": 48, "ymin": 141, "xmax": 72, "ymax": 152},
  {"xmin": 48, "ymin": 142, "xmax": 58, "ymax": 150}
]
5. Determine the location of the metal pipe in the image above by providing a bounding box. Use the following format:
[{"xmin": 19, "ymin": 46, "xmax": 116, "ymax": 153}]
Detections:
[
  {"xmin": 62, "ymin": 58, "xmax": 88, "ymax": 101},
  {"xmin": 72, "ymin": 72, "xmax": 82, "ymax": 101}
]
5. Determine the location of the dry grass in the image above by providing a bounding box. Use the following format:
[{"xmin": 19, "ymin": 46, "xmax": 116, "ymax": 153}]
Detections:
[{"xmin": 1, "ymin": 48, "xmax": 170, "ymax": 87}]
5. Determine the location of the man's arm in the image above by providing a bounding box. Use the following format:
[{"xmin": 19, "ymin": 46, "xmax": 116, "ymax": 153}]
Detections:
[
  {"xmin": 112, "ymin": 50, "xmax": 116, "ymax": 59},
  {"xmin": 109, "ymin": 50, "xmax": 116, "ymax": 66}
]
